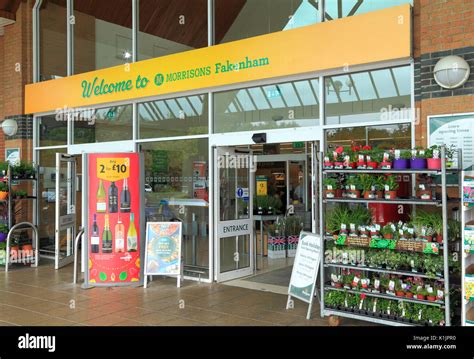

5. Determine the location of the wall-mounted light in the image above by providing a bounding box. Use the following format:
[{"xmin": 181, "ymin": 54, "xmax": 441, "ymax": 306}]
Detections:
[
  {"xmin": 1, "ymin": 118, "xmax": 18, "ymax": 136},
  {"xmin": 434, "ymin": 55, "xmax": 470, "ymax": 89}
]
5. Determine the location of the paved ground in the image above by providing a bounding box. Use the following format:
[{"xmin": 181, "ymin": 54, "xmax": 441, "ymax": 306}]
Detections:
[{"xmin": 0, "ymin": 264, "xmax": 366, "ymax": 326}]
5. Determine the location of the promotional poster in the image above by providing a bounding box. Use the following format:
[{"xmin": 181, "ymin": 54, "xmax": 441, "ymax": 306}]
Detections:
[{"xmin": 87, "ymin": 153, "xmax": 141, "ymax": 285}]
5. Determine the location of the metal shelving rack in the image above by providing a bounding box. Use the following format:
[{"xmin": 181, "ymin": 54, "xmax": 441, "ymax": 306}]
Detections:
[
  {"xmin": 461, "ymin": 170, "xmax": 474, "ymax": 326},
  {"xmin": 1, "ymin": 164, "xmax": 38, "ymax": 270},
  {"xmin": 319, "ymin": 146, "xmax": 459, "ymax": 326}
]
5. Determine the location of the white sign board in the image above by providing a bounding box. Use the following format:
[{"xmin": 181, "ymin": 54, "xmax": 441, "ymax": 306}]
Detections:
[
  {"xmin": 286, "ymin": 232, "xmax": 321, "ymax": 319},
  {"xmin": 218, "ymin": 219, "xmax": 252, "ymax": 237},
  {"xmin": 429, "ymin": 113, "xmax": 474, "ymax": 170}
]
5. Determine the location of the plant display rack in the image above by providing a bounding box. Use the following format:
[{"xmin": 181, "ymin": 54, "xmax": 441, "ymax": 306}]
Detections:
[
  {"xmin": 461, "ymin": 170, "xmax": 474, "ymax": 326},
  {"xmin": 319, "ymin": 146, "xmax": 459, "ymax": 326},
  {"xmin": 0, "ymin": 163, "xmax": 38, "ymax": 269}
]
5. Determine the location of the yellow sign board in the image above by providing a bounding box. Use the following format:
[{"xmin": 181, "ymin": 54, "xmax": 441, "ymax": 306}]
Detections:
[
  {"xmin": 25, "ymin": 5, "xmax": 411, "ymax": 114},
  {"xmin": 257, "ymin": 177, "xmax": 268, "ymax": 196},
  {"xmin": 97, "ymin": 157, "xmax": 130, "ymax": 182}
]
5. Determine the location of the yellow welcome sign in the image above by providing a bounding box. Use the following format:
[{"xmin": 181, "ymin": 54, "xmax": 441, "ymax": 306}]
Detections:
[{"xmin": 25, "ymin": 5, "xmax": 411, "ymax": 114}]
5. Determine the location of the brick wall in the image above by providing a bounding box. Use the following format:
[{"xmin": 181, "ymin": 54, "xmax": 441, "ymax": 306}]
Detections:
[
  {"xmin": 0, "ymin": 0, "xmax": 34, "ymax": 161},
  {"xmin": 413, "ymin": 0, "xmax": 474, "ymax": 146}
]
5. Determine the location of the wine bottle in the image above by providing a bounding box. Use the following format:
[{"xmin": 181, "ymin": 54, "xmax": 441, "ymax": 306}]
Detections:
[
  {"xmin": 102, "ymin": 214, "xmax": 112, "ymax": 253},
  {"xmin": 120, "ymin": 178, "xmax": 131, "ymax": 213},
  {"xmin": 96, "ymin": 180, "xmax": 106, "ymax": 213},
  {"xmin": 115, "ymin": 217, "xmax": 125, "ymax": 253},
  {"xmin": 108, "ymin": 181, "xmax": 118, "ymax": 213},
  {"xmin": 91, "ymin": 213, "xmax": 100, "ymax": 254},
  {"xmin": 127, "ymin": 213, "xmax": 137, "ymax": 252}
]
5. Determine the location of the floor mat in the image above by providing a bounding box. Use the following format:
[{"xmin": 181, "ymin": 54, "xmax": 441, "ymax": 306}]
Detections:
[{"xmin": 244, "ymin": 265, "xmax": 292, "ymax": 286}]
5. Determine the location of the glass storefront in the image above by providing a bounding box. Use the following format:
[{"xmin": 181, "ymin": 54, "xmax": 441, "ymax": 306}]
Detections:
[
  {"xmin": 140, "ymin": 138, "xmax": 210, "ymax": 276},
  {"xmin": 138, "ymin": 0, "xmax": 208, "ymax": 61},
  {"xmin": 38, "ymin": 115, "xmax": 68, "ymax": 147},
  {"xmin": 214, "ymin": 79, "xmax": 320, "ymax": 133},
  {"xmin": 215, "ymin": 0, "xmax": 322, "ymax": 44},
  {"xmin": 39, "ymin": 1, "xmax": 67, "ymax": 80},
  {"xmin": 139, "ymin": 94, "xmax": 208, "ymax": 139},
  {"xmin": 73, "ymin": 105, "xmax": 133, "ymax": 144},
  {"xmin": 325, "ymin": 66, "xmax": 411, "ymax": 125},
  {"xmin": 74, "ymin": 0, "xmax": 133, "ymax": 74}
]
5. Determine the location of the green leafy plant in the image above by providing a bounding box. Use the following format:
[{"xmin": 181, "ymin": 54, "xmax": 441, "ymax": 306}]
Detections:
[
  {"xmin": 373, "ymin": 175, "xmax": 386, "ymax": 191},
  {"xmin": 448, "ymin": 219, "xmax": 461, "ymax": 242},
  {"xmin": 323, "ymin": 178, "xmax": 338, "ymax": 189},
  {"xmin": 0, "ymin": 162, "xmax": 8, "ymax": 175},
  {"xmin": 0, "ymin": 181, "xmax": 8, "ymax": 192},
  {"xmin": 384, "ymin": 175, "xmax": 399, "ymax": 191},
  {"xmin": 284, "ymin": 216, "xmax": 304, "ymax": 236},
  {"xmin": 326, "ymin": 206, "xmax": 351, "ymax": 233},
  {"xmin": 358, "ymin": 174, "xmax": 374, "ymax": 192},
  {"xmin": 381, "ymin": 223, "xmax": 396, "ymax": 237},
  {"xmin": 12, "ymin": 161, "xmax": 36, "ymax": 179},
  {"xmin": 345, "ymin": 175, "xmax": 361, "ymax": 190},
  {"xmin": 400, "ymin": 150, "xmax": 412, "ymax": 160},
  {"xmin": 0, "ymin": 224, "xmax": 8, "ymax": 234},
  {"xmin": 423, "ymin": 255, "xmax": 444, "ymax": 278}
]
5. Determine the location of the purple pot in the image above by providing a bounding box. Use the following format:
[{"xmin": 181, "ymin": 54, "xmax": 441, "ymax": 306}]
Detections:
[
  {"xmin": 0, "ymin": 233, "xmax": 6, "ymax": 243},
  {"xmin": 393, "ymin": 158, "xmax": 410, "ymax": 169},
  {"xmin": 410, "ymin": 158, "xmax": 427, "ymax": 169}
]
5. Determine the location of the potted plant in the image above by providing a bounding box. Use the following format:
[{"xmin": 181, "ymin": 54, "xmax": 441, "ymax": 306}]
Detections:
[
  {"xmin": 393, "ymin": 149, "xmax": 411, "ymax": 169},
  {"xmin": 0, "ymin": 181, "xmax": 8, "ymax": 200},
  {"xmin": 429, "ymin": 213, "xmax": 443, "ymax": 243},
  {"xmin": 0, "ymin": 224, "xmax": 8, "ymax": 243},
  {"xmin": 325, "ymin": 206, "xmax": 350, "ymax": 236},
  {"xmin": 366, "ymin": 150, "xmax": 380, "ymax": 169},
  {"xmin": 395, "ymin": 281, "xmax": 405, "ymax": 297},
  {"xmin": 417, "ymin": 183, "xmax": 432, "ymax": 200},
  {"xmin": 381, "ymin": 223, "xmax": 396, "ymax": 239},
  {"xmin": 380, "ymin": 151, "xmax": 393, "ymax": 170},
  {"xmin": 332, "ymin": 147, "xmax": 345, "ymax": 169},
  {"xmin": 323, "ymin": 153, "xmax": 334, "ymax": 169},
  {"xmin": 410, "ymin": 148, "xmax": 428, "ymax": 170},
  {"xmin": 345, "ymin": 176, "xmax": 361, "ymax": 199},
  {"xmin": 384, "ymin": 175, "xmax": 399, "ymax": 199},
  {"xmin": 373, "ymin": 175, "xmax": 385, "ymax": 198},
  {"xmin": 358, "ymin": 174, "xmax": 375, "ymax": 199},
  {"xmin": 323, "ymin": 178, "xmax": 338, "ymax": 198},
  {"xmin": 426, "ymin": 289, "xmax": 437, "ymax": 302},
  {"xmin": 405, "ymin": 285, "xmax": 416, "ymax": 299},
  {"xmin": 425, "ymin": 145, "xmax": 442, "ymax": 170},
  {"xmin": 0, "ymin": 162, "xmax": 8, "ymax": 178},
  {"xmin": 416, "ymin": 288, "xmax": 428, "ymax": 301}
]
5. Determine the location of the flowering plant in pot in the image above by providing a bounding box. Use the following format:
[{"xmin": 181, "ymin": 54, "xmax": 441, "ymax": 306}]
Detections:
[
  {"xmin": 410, "ymin": 148, "xmax": 428, "ymax": 170},
  {"xmin": 323, "ymin": 153, "xmax": 334, "ymax": 169},
  {"xmin": 380, "ymin": 151, "xmax": 393, "ymax": 169},
  {"xmin": 405, "ymin": 285, "xmax": 415, "ymax": 299},
  {"xmin": 426, "ymin": 288, "xmax": 437, "ymax": 302},
  {"xmin": 393, "ymin": 149, "xmax": 411, "ymax": 169},
  {"xmin": 333, "ymin": 147, "xmax": 346, "ymax": 169},
  {"xmin": 395, "ymin": 281, "xmax": 405, "ymax": 297},
  {"xmin": 416, "ymin": 287, "xmax": 428, "ymax": 301},
  {"xmin": 358, "ymin": 174, "xmax": 375, "ymax": 199},
  {"xmin": 384, "ymin": 175, "xmax": 399, "ymax": 199},
  {"xmin": 365, "ymin": 149, "xmax": 379, "ymax": 169},
  {"xmin": 0, "ymin": 181, "xmax": 8, "ymax": 201},
  {"xmin": 0, "ymin": 224, "xmax": 8, "ymax": 243}
]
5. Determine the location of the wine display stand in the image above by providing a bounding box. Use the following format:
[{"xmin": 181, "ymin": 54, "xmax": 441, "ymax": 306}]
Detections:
[{"xmin": 319, "ymin": 147, "xmax": 460, "ymax": 326}]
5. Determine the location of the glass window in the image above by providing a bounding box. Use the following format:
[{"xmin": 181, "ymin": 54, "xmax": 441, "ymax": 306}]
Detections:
[
  {"xmin": 73, "ymin": 105, "xmax": 133, "ymax": 144},
  {"xmin": 325, "ymin": 66, "xmax": 412, "ymax": 125},
  {"xmin": 37, "ymin": 148, "xmax": 67, "ymax": 256},
  {"xmin": 216, "ymin": 0, "xmax": 321, "ymax": 44},
  {"xmin": 74, "ymin": 0, "xmax": 132, "ymax": 74},
  {"xmin": 141, "ymin": 139, "xmax": 209, "ymax": 276},
  {"xmin": 214, "ymin": 79, "xmax": 320, "ymax": 133},
  {"xmin": 39, "ymin": 115, "xmax": 67, "ymax": 147},
  {"xmin": 325, "ymin": 123, "xmax": 412, "ymax": 150},
  {"xmin": 40, "ymin": 1, "xmax": 67, "ymax": 80},
  {"xmin": 324, "ymin": 0, "xmax": 412, "ymax": 20},
  {"xmin": 139, "ymin": 94, "xmax": 208, "ymax": 139},
  {"xmin": 138, "ymin": 0, "xmax": 208, "ymax": 61}
]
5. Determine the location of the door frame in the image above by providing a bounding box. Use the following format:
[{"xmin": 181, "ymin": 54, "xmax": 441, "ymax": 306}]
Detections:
[
  {"xmin": 55, "ymin": 153, "xmax": 77, "ymax": 269},
  {"xmin": 210, "ymin": 128, "xmax": 323, "ymax": 282},
  {"xmin": 214, "ymin": 146, "xmax": 255, "ymax": 282}
]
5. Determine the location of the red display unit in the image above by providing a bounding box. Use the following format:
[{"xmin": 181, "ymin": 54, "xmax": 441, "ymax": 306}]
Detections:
[{"xmin": 86, "ymin": 153, "xmax": 142, "ymax": 286}]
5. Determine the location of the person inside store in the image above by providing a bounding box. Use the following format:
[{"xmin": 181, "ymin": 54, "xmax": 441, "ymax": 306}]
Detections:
[{"xmin": 292, "ymin": 167, "xmax": 304, "ymax": 204}]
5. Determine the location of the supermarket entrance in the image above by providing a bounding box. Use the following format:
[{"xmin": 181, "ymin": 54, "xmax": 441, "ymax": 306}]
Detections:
[{"xmin": 213, "ymin": 137, "xmax": 321, "ymax": 290}]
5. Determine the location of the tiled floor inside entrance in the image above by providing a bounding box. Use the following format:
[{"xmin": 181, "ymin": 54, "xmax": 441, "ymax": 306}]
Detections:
[{"xmin": 0, "ymin": 263, "xmax": 367, "ymax": 326}]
